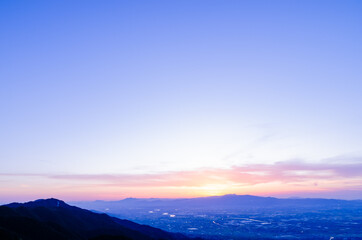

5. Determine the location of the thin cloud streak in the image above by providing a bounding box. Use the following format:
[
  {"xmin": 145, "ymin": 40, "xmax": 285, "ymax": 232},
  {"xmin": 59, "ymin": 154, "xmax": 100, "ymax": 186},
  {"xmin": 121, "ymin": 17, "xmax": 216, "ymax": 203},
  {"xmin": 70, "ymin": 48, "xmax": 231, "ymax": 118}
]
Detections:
[
  {"xmin": 1, "ymin": 160, "xmax": 361, "ymax": 200},
  {"xmin": 4, "ymin": 160, "xmax": 360, "ymax": 187}
]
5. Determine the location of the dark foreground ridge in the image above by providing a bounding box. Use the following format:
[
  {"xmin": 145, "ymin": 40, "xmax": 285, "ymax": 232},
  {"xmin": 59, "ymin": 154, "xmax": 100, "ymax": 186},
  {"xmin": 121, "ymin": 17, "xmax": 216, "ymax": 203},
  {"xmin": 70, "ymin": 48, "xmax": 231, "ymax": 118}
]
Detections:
[{"xmin": 0, "ymin": 198, "xmax": 197, "ymax": 240}]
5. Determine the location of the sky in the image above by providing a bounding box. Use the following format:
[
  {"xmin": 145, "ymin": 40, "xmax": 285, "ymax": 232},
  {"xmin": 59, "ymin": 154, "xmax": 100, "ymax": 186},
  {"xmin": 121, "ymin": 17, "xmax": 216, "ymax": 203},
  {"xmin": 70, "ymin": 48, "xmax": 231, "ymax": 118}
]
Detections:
[{"xmin": 1, "ymin": 0, "xmax": 362, "ymax": 202}]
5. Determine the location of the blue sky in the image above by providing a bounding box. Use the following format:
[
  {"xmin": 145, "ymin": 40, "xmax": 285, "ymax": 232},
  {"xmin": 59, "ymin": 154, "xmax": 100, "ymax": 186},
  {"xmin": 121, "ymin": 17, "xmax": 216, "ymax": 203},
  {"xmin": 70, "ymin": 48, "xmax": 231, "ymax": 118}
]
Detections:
[{"xmin": 1, "ymin": 0, "xmax": 361, "ymax": 201}]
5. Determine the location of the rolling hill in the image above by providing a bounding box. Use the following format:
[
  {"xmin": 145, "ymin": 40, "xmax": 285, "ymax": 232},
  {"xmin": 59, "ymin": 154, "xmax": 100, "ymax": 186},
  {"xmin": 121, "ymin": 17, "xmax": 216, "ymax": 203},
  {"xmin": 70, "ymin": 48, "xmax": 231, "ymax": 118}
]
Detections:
[{"xmin": 0, "ymin": 198, "xmax": 195, "ymax": 240}]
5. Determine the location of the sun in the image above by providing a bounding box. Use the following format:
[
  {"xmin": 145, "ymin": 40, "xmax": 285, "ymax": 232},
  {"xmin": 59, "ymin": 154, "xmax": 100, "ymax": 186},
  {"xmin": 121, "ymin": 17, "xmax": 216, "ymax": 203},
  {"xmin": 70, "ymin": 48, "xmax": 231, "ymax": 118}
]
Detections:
[{"xmin": 197, "ymin": 184, "xmax": 230, "ymax": 197}]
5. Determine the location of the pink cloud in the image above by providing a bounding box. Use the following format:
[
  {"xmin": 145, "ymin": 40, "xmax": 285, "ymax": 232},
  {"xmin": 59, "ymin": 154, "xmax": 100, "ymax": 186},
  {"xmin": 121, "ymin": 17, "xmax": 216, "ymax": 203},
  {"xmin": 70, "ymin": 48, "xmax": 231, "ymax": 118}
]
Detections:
[
  {"xmin": 44, "ymin": 160, "xmax": 362, "ymax": 187},
  {"xmin": 1, "ymin": 160, "xmax": 361, "ymax": 200}
]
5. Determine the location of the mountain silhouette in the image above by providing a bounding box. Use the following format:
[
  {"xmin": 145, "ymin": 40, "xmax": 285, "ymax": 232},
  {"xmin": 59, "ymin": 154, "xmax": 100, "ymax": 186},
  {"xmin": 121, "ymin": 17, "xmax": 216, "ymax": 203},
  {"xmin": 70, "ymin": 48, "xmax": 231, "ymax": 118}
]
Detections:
[
  {"xmin": 0, "ymin": 198, "xmax": 194, "ymax": 240},
  {"xmin": 73, "ymin": 194, "xmax": 362, "ymax": 211}
]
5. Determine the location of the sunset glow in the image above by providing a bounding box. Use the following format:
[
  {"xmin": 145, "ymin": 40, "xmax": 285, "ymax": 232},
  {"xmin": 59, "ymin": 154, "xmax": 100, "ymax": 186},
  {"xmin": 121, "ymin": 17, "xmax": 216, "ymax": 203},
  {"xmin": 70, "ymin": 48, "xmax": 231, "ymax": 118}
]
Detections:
[
  {"xmin": 1, "ymin": 0, "xmax": 362, "ymax": 203},
  {"xmin": 1, "ymin": 160, "xmax": 361, "ymax": 202}
]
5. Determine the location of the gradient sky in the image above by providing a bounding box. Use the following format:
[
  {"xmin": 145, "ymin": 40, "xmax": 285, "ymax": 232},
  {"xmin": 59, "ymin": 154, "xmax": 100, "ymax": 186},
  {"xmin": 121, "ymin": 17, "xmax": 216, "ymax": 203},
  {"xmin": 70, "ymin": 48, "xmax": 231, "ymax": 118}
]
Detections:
[{"xmin": 1, "ymin": 0, "xmax": 362, "ymax": 202}]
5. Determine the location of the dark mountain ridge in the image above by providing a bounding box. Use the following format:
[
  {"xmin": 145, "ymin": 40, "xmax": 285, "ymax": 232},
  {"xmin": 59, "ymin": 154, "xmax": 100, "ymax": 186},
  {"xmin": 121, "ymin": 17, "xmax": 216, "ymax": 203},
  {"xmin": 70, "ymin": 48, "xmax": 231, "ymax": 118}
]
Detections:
[{"xmin": 0, "ymin": 198, "xmax": 195, "ymax": 240}]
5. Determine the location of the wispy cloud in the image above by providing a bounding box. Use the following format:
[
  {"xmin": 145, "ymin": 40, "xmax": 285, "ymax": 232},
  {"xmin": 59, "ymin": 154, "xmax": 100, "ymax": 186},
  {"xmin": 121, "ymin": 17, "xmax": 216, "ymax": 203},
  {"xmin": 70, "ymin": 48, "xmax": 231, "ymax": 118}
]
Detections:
[
  {"xmin": 1, "ymin": 160, "xmax": 361, "ymax": 200},
  {"xmin": 41, "ymin": 160, "xmax": 362, "ymax": 187}
]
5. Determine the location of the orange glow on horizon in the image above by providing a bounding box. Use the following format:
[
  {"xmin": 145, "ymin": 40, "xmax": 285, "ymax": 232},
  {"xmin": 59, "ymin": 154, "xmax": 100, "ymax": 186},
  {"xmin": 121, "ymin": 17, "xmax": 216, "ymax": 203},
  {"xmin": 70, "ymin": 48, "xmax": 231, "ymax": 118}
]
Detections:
[{"xmin": 1, "ymin": 161, "xmax": 361, "ymax": 202}]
